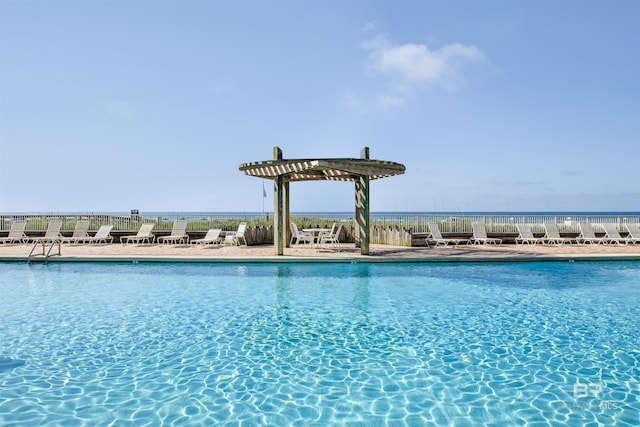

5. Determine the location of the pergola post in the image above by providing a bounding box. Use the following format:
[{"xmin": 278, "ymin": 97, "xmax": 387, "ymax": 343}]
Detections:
[
  {"xmin": 356, "ymin": 147, "xmax": 370, "ymax": 255},
  {"xmin": 273, "ymin": 146, "xmax": 285, "ymax": 255},
  {"xmin": 356, "ymin": 175, "xmax": 370, "ymax": 255},
  {"xmin": 284, "ymin": 181, "xmax": 290, "ymax": 247},
  {"xmin": 354, "ymin": 184, "xmax": 361, "ymax": 248}
]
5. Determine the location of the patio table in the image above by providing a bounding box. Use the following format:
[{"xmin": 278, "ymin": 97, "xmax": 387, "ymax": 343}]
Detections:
[{"xmin": 303, "ymin": 228, "xmax": 330, "ymax": 248}]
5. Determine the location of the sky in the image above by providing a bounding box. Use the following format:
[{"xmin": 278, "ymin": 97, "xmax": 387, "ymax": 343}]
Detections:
[{"xmin": 1, "ymin": 0, "xmax": 638, "ymax": 213}]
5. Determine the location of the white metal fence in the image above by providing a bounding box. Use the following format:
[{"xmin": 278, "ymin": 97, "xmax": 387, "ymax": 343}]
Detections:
[{"xmin": 2, "ymin": 212, "xmax": 638, "ymax": 234}]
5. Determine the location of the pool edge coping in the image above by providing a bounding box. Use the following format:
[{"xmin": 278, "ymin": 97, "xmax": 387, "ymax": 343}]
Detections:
[{"xmin": 3, "ymin": 253, "xmax": 640, "ymax": 263}]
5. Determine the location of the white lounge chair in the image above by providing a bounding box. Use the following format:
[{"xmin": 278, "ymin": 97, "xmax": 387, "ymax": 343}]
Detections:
[
  {"xmin": 83, "ymin": 225, "xmax": 114, "ymax": 244},
  {"xmin": 37, "ymin": 220, "xmax": 64, "ymax": 243},
  {"xmin": 192, "ymin": 229, "xmax": 222, "ymax": 245},
  {"xmin": 576, "ymin": 222, "xmax": 607, "ymax": 245},
  {"xmin": 0, "ymin": 220, "xmax": 28, "ymax": 244},
  {"xmin": 158, "ymin": 220, "xmax": 189, "ymax": 245},
  {"xmin": 121, "ymin": 223, "xmax": 155, "ymax": 244},
  {"xmin": 223, "ymin": 222, "xmax": 247, "ymax": 246},
  {"xmin": 601, "ymin": 223, "xmax": 630, "ymax": 245},
  {"xmin": 624, "ymin": 223, "xmax": 640, "ymax": 244},
  {"xmin": 27, "ymin": 220, "xmax": 64, "ymax": 257},
  {"xmin": 290, "ymin": 223, "xmax": 313, "ymax": 247},
  {"xmin": 470, "ymin": 222, "xmax": 502, "ymax": 245},
  {"xmin": 427, "ymin": 223, "xmax": 468, "ymax": 246},
  {"xmin": 59, "ymin": 220, "xmax": 91, "ymax": 244},
  {"xmin": 318, "ymin": 224, "xmax": 344, "ymax": 251},
  {"xmin": 542, "ymin": 223, "xmax": 574, "ymax": 245},
  {"xmin": 515, "ymin": 223, "xmax": 545, "ymax": 245}
]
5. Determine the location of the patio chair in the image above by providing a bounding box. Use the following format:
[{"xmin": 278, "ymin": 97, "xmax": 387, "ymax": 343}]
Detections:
[
  {"xmin": 223, "ymin": 222, "xmax": 247, "ymax": 246},
  {"xmin": 427, "ymin": 223, "xmax": 469, "ymax": 246},
  {"xmin": 601, "ymin": 223, "xmax": 631, "ymax": 245},
  {"xmin": 542, "ymin": 223, "xmax": 574, "ymax": 245},
  {"xmin": 0, "ymin": 220, "xmax": 28, "ymax": 244},
  {"xmin": 318, "ymin": 224, "xmax": 344, "ymax": 251},
  {"xmin": 470, "ymin": 222, "xmax": 502, "ymax": 245},
  {"xmin": 191, "ymin": 229, "xmax": 222, "ymax": 245},
  {"xmin": 623, "ymin": 223, "xmax": 640, "ymax": 244},
  {"xmin": 316, "ymin": 223, "xmax": 336, "ymax": 244},
  {"xmin": 82, "ymin": 225, "xmax": 114, "ymax": 244},
  {"xmin": 290, "ymin": 223, "xmax": 313, "ymax": 247},
  {"xmin": 158, "ymin": 220, "xmax": 189, "ymax": 245},
  {"xmin": 59, "ymin": 220, "xmax": 91, "ymax": 244},
  {"xmin": 576, "ymin": 222, "xmax": 607, "ymax": 245},
  {"xmin": 515, "ymin": 223, "xmax": 545, "ymax": 245},
  {"xmin": 121, "ymin": 223, "xmax": 155, "ymax": 244}
]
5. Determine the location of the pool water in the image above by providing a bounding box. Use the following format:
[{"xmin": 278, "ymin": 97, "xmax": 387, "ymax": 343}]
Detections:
[{"xmin": 1, "ymin": 262, "xmax": 639, "ymax": 426}]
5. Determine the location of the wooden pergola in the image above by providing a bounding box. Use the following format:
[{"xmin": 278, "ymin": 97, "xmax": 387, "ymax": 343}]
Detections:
[{"xmin": 239, "ymin": 146, "xmax": 406, "ymax": 255}]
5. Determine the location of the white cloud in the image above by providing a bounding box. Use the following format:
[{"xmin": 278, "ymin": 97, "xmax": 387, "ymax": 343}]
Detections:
[
  {"xmin": 361, "ymin": 21, "xmax": 376, "ymax": 33},
  {"xmin": 102, "ymin": 99, "xmax": 134, "ymax": 119},
  {"xmin": 363, "ymin": 35, "xmax": 486, "ymax": 108},
  {"xmin": 561, "ymin": 170, "xmax": 586, "ymax": 177},
  {"xmin": 342, "ymin": 89, "xmax": 366, "ymax": 113},
  {"xmin": 379, "ymin": 94, "xmax": 405, "ymax": 109}
]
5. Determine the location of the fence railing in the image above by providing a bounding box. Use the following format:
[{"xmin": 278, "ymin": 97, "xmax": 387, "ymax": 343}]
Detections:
[
  {"xmin": 2, "ymin": 213, "xmax": 639, "ymax": 234},
  {"xmin": 0, "ymin": 213, "xmax": 270, "ymax": 232}
]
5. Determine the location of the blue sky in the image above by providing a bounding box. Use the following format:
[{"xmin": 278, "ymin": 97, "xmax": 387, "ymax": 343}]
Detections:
[{"xmin": 1, "ymin": 0, "xmax": 638, "ymax": 213}]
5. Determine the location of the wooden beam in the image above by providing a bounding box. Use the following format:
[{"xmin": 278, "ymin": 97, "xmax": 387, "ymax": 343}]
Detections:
[
  {"xmin": 273, "ymin": 147, "xmax": 284, "ymax": 255},
  {"xmin": 357, "ymin": 175, "xmax": 370, "ymax": 255},
  {"xmin": 354, "ymin": 180, "xmax": 360, "ymax": 248},
  {"xmin": 355, "ymin": 147, "xmax": 370, "ymax": 255},
  {"xmin": 284, "ymin": 181, "xmax": 290, "ymax": 247}
]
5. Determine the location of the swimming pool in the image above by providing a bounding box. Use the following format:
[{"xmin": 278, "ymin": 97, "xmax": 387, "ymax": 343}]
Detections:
[{"xmin": 1, "ymin": 262, "xmax": 639, "ymax": 426}]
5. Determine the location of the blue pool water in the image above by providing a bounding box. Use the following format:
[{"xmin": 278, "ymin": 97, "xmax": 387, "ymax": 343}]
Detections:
[{"xmin": 1, "ymin": 262, "xmax": 639, "ymax": 426}]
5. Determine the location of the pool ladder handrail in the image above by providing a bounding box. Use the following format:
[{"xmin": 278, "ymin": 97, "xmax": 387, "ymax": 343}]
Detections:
[{"xmin": 28, "ymin": 238, "xmax": 61, "ymax": 261}]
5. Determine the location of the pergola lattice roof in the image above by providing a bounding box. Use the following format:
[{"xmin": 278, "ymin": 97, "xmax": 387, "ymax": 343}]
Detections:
[{"xmin": 239, "ymin": 158, "xmax": 405, "ymax": 182}]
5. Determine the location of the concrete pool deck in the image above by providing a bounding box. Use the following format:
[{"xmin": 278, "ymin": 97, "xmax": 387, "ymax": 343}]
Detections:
[{"xmin": 1, "ymin": 242, "xmax": 640, "ymax": 263}]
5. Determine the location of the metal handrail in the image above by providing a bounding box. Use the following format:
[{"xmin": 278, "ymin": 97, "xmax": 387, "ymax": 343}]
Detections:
[{"xmin": 28, "ymin": 239, "xmax": 61, "ymax": 260}]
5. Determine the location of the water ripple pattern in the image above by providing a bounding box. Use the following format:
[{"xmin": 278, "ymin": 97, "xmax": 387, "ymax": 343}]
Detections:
[{"xmin": 1, "ymin": 262, "xmax": 639, "ymax": 426}]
